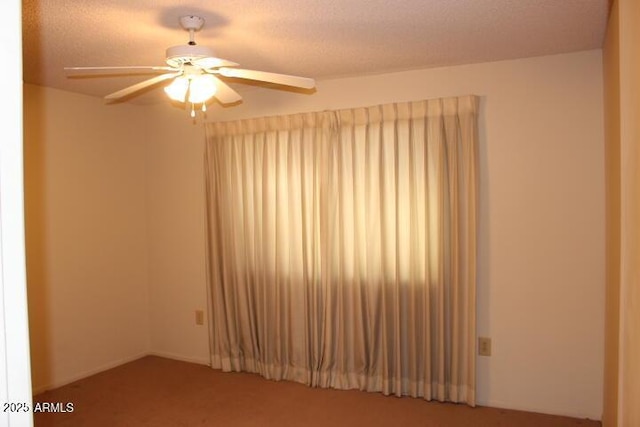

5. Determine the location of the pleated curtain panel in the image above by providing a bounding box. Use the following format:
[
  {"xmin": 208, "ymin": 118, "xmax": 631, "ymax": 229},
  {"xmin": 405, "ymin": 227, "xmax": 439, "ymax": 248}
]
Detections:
[{"xmin": 204, "ymin": 95, "xmax": 479, "ymax": 405}]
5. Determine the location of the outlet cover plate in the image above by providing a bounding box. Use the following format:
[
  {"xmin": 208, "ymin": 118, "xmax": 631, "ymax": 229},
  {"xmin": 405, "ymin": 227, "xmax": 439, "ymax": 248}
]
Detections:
[{"xmin": 478, "ymin": 337, "xmax": 492, "ymax": 356}]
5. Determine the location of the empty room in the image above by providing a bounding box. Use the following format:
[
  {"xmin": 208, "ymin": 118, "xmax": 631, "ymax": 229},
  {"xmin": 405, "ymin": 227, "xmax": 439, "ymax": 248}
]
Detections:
[{"xmin": 2, "ymin": 0, "xmax": 639, "ymax": 426}]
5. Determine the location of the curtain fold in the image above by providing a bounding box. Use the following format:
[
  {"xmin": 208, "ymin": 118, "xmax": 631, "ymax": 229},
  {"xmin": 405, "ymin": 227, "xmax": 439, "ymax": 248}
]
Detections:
[{"xmin": 204, "ymin": 95, "xmax": 478, "ymax": 405}]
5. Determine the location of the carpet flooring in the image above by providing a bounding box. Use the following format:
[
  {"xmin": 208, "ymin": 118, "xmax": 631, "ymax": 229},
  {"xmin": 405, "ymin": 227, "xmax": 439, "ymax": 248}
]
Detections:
[{"xmin": 33, "ymin": 356, "xmax": 601, "ymax": 426}]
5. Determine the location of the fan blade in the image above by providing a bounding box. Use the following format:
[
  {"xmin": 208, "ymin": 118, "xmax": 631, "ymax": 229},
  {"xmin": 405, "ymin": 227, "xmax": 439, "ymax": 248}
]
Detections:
[
  {"xmin": 192, "ymin": 57, "xmax": 240, "ymax": 69},
  {"xmin": 218, "ymin": 68, "xmax": 315, "ymax": 89},
  {"xmin": 208, "ymin": 75, "xmax": 242, "ymax": 104},
  {"xmin": 104, "ymin": 72, "xmax": 182, "ymax": 101},
  {"xmin": 65, "ymin": 66, "xmax": 178, "ymax": 76}
]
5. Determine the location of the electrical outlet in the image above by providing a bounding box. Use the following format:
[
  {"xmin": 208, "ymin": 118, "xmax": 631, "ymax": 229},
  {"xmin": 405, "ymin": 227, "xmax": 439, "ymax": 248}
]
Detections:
[
  {"xmin": 478, "ymin": 337, "xmax": 492, "ymax": 356},
  {"xmin": 195, "ymin": 310, "xmax": 204, "ymax": 326}
]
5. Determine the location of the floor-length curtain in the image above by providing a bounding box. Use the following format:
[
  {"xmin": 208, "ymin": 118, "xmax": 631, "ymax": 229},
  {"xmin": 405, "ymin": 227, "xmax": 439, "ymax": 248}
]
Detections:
[{"xmin": 204, "ymin": 95, "xmax": 478, "ymax": 405}]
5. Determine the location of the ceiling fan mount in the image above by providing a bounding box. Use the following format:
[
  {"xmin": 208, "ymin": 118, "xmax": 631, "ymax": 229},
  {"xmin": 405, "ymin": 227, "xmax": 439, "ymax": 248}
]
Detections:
[
  {"xmin": 165, "ymin": 17, "xmax": 237, "ymax": 68},
  {"xmin": 64, "ymin": 15, "xmax": 316, "ymax": 112},
  {"xmin": 178, "ymin": 15, "xmax": 205, "ymax": 33}
]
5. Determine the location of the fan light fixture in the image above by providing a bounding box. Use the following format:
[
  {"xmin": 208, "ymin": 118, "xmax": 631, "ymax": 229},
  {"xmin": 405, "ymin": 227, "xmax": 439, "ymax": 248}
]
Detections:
[
  {"xmin": 63, "ymin": 15, "xmax": 316, "ymax": 121},
  {"xmin": 164, "ymin": 72, "xmax": 217, "ymax": 117}
]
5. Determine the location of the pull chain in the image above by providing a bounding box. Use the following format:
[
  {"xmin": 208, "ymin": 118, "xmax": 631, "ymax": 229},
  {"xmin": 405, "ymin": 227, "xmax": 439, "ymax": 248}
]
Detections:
[{"xmin": 187, "ymin": 103, "xmax": 208, "ymax": 121}]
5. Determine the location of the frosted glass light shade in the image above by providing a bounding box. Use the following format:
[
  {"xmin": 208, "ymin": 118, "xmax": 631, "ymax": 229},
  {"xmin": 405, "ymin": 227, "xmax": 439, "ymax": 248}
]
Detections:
[
  {"xmin": 188, "ymin": 74, "xmax": 217, "ymax": 103},
  {"xmin": 164, "ymin": 74, "xmax": 218, "ymax": 105},
  {"xmin": 164, "ymin": 76, "xmax": 189, "ymax": 102}
]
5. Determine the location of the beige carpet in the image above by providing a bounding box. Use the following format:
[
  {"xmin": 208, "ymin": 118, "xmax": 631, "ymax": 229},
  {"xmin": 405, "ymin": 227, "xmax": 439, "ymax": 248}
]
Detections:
[{"xmin": 33, "ymin": 356, "xmax": 601, "ymax": 426}]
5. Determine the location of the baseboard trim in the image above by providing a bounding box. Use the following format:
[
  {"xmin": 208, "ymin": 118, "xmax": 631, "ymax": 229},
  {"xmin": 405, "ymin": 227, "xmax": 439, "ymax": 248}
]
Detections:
[
  {"xmin": 475, "ymin": 398, "xmax": 601, "ymax": 422},
  {"xmin": 147, "ymin": 351, "xmax": 210, "ymax": 367},
  {"xmin": 32, "ymin": 352, "xmax": 150, "ymax": 395},
  {"xmin": 32, "ymin": 351, "xmax": 212, "ymax": 395}
]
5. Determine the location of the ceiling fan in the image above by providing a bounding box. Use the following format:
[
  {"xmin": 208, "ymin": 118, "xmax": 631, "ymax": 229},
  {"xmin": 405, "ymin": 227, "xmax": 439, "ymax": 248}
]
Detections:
[{"xmin": 64, "ymin": 15, "xmax": 316, "ymax": 116}]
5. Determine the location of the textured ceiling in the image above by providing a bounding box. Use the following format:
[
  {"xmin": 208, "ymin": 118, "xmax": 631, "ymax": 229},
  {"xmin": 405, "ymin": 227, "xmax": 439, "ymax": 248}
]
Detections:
[{"xmin": 22, "ymin": 0, "xmax": 609, "ymax": 105}]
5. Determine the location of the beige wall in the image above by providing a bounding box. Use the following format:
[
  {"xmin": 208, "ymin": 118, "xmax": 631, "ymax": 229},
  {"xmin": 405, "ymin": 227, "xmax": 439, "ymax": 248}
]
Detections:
[
  {"xmin": 143, "ymin": 107, "xmax": 209, "ymax": 364},
  {"xmin": 148, "ymin": 50, "xmax": 605, "ymax": 419},
  {"xmin": 24, "ymin": 85, "xmax": 151, "ymax": 392},
  {"xmin": 602, "ymin": 1, "xmax": 620, "ymax": 425},
  {"xmin": 617, "ymin": 0, "xmax": 640, "ymax": 425},
  {"xmin": 24, "ymin": 49, "xmax": 605, "ymax": 420}
]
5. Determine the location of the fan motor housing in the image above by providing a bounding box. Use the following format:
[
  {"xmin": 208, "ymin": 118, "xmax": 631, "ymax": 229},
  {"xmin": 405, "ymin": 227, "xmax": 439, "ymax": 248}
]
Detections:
[{"xmin": 166, "ymin": 44, "xmax": 215, "ymax": 67}]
